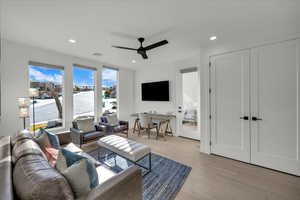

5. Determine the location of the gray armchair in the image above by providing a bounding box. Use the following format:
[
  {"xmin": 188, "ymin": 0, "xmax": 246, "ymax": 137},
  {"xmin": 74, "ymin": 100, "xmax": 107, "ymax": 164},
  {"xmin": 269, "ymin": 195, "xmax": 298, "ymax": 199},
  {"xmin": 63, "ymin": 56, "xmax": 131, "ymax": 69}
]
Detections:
[
  {"xmin": 70, "ymin": 116, "xmax": 107, "ymax": 147},
  {"xmin": 100, "ymin": 114, "xmax": 129, "ymax": 137}
]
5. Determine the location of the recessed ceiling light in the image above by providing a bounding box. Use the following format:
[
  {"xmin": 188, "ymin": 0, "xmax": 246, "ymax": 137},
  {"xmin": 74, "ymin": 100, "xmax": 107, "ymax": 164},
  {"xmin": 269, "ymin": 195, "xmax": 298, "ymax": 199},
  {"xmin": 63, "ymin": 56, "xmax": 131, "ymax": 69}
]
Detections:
[
  {"xmin": 132, "ymin": 60, "xmax": 136, "ymax": 63},
  {"xmin": 92, "ymin": 52, "xmax": 102, "ymax": 56},
  {"xmin": 68, "ymin": 38, "xmax": 76, "ymax": 43},
  {"xmin": 209, "ymin": 36, "xmax": 217, "ymax": 41}
]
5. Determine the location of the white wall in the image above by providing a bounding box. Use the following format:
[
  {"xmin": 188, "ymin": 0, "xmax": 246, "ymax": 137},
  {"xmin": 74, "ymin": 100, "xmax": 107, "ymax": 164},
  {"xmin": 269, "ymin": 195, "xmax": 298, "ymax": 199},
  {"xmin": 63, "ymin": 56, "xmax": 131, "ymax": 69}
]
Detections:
[
  {"xmin": 134, "ymin": 55, "xmax": 201, "ymax": 136},
  {"xmin": 118, "ymin": 68, "xmax": 135, "ymax": 127},
  {"xmin": 135, "ymin": 63, "xmax": 177, "ymax": 114},
  {"xmin": 0, "ymin": 40, "xmax": 135, "ymax": 136}
]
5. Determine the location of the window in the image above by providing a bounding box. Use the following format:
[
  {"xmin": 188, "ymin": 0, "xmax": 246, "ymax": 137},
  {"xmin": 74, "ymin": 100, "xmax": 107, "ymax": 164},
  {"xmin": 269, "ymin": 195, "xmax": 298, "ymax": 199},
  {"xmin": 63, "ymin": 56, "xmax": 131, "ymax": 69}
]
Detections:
[
  {"xmin": 29, "ymin": 64, "xmax": 64, "ymax": 130},
  {"xmin": 102, "ymin": 67, "xmax": 118, "ymax": 114},
  {"xmin": 73, "ymin": 66, "xmax": 95, "ymax": 118}
]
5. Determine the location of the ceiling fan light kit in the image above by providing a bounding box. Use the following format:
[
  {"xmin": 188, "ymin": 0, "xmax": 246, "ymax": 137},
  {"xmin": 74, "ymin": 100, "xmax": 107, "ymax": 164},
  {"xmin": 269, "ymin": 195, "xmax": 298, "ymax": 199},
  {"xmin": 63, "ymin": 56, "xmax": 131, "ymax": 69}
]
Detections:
[{"xmin": 112, "ymin": 37, "xmax": 168, "ymax": 59}]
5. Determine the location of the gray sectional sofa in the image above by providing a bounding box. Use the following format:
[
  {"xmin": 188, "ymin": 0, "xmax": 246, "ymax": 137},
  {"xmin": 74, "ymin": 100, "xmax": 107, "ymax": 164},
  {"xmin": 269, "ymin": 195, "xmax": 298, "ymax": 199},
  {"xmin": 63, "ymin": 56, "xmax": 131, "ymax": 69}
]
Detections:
[{"xmin": 0, "ymin": 132, "xmax": 143, "ymax": 200}]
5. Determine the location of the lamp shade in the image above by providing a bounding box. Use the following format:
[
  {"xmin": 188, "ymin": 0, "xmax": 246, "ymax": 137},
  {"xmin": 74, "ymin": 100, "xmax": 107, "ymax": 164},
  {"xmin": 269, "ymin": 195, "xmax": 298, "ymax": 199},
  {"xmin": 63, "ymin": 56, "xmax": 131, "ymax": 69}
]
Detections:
[
  {"xmin": 19, "ymin": 107, "xmax": 29, "ymax": 118},
  {"xmin": 29, "ymin": 88, "xmax": 39, "ymax": 97},
  {"xmin": 18, "ymin": 97, "xmax": 30, "ymax": 107}
]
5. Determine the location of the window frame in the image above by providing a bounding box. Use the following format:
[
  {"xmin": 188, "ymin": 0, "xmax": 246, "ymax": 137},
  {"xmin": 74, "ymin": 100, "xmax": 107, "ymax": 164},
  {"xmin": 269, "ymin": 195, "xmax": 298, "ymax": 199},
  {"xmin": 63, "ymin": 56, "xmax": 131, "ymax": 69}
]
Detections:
[
  {"xmin": 72, "ymin": 64, "xmax": 97, "ymax": 119},
  {"xmin": 28, "ymin": 61, "xmax": 66, "ymax": 132}
]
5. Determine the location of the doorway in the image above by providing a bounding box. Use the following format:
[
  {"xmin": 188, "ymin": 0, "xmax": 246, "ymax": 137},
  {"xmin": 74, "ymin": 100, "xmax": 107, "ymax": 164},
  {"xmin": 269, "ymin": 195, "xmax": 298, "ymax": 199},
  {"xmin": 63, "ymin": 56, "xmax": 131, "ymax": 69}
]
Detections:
[{"xmin": 177, "ymin": 68, "xmax": 200, "ymax": 140}]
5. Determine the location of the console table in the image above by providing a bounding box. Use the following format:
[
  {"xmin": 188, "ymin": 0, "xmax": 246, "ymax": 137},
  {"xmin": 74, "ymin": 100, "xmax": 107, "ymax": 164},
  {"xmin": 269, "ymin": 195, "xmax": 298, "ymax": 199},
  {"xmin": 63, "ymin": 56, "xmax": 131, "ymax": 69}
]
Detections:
[{"xmin": 131, "ymin": 113, "xmax": 176, "ymax": 137}]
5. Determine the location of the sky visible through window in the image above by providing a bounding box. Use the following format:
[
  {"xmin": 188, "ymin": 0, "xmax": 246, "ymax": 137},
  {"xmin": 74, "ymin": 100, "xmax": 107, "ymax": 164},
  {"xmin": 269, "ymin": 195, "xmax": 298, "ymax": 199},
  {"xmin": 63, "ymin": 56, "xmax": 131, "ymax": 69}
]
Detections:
[{"xmin": 29, "ymin": 65, "xmax": 117, "ymax": 87}]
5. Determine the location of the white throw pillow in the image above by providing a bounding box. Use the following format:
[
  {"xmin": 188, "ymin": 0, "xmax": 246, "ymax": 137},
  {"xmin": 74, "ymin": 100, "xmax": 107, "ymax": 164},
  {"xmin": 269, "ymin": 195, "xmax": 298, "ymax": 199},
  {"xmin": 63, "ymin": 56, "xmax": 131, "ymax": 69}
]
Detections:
[
  {"xmin": 76, "ymin": 118, "xmax": 95, "ymax": 132},
  {"xmin": 106, "ymin": 114, "xmax": 119, "ymax": 126}
]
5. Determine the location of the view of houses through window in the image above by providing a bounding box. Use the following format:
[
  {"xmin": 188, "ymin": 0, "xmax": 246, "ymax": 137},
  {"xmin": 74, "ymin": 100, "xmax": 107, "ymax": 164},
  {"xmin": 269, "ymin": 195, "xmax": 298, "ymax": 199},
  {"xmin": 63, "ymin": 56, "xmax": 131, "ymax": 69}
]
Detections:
[
  {"xmin": 73, "ymin": 66, "xmax": 95, "ymax": 118},
  {"xmin": 102, "ymin": 67, "xmax": 118, "ymax": 114},
  {"xmin": 29, "ymin": 65, "xmax": 64, "ymax": 130},
  {"xmin": 28, "ymin": 65, "xmax": 118, "ymax": 131}
]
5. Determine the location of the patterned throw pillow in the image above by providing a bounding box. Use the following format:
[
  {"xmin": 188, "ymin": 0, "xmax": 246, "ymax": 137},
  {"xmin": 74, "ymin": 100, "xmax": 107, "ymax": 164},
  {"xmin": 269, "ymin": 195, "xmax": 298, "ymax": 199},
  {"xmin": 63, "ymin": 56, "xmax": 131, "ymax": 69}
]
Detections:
[
  {"xmin": 56, "ymin": 148, "xmax": 99, "ymax": 198},
  {"xmin": 43, "ymin": 147, "xmax": 59, "ymax": 167}
]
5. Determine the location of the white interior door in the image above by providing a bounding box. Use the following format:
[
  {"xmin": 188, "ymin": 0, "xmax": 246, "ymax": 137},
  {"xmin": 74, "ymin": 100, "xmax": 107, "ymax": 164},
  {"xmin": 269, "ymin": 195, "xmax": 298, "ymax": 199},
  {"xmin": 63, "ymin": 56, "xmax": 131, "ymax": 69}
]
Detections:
[
  {"xmin": 211, "ymin": 50, "xmax": 251, "ymax": 162},
  {"xmin": 251, "ymin": 39, "xmax": 300, "ymax": 176}
]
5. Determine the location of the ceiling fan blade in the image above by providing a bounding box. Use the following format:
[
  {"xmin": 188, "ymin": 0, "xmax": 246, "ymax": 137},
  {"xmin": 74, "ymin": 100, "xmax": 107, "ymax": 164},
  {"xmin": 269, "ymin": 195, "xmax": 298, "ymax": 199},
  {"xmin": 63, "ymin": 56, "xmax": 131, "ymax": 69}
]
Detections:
[
  {"xmin": 138, "ymin": 51, "xmax": 148, "ymax": 59},
  {"xmin": 112, "ymin": 46, "xmax": 137, "ymax": 51},
  {"xmin": 144, "ymin": 40, "xmax": 168, "ymax": 51}
]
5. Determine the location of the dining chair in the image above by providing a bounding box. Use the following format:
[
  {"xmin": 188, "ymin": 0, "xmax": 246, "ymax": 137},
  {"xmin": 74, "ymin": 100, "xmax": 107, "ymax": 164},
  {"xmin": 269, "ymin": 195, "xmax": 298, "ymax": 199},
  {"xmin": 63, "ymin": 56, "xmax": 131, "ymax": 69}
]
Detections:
[{"xmin": 138, "ymin": 113, "xmax": 159, "ymax": 139}]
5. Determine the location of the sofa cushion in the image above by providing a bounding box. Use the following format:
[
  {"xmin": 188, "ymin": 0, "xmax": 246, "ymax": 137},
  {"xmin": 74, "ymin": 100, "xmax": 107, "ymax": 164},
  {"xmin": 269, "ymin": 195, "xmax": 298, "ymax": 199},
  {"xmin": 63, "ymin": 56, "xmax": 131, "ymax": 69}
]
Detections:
[
  {"xmin": 78, "ymin": 151, "xmax": 101, "ymax": 167},
  {"xmin": 13, "ymin": 154, "xmax": 74, "ymax": 200},
  {"xmin": 62, "ymin": 143, "xmax": 83, "ymax": 153},
  {"xmin": 11, "ymin": 130, "xmax": 33, "ymax": 146},
  {"xmin": 76, "ymin": 118, "xmax": 95, "ymax": 132},
  {"xmin": 84, "ymin": 131, "xmax": 106, "ymax": 141},
  {"xmin": 12, "ymin": 138, "xmax": 46, "ymax": 163}
]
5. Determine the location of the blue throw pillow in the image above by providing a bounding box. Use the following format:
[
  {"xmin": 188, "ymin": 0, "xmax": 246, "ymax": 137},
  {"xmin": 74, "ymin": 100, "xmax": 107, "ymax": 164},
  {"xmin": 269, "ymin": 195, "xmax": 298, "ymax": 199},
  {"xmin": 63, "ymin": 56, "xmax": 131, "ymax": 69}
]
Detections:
[
  {"xmin": 56, "ymin": 148, "xmax": 99, "ymax": 189},
  {"xmin": 39, "ymin": 128, "xmax": 61, "ymax": 149}
]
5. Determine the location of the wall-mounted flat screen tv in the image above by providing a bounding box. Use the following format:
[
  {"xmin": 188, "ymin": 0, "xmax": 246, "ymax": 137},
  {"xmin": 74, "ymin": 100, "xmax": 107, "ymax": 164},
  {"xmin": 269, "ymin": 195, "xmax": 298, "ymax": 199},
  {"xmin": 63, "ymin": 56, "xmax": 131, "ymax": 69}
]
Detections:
[{"xmin": 142, "ymin": 81, "xmax": 169, "ymax": 101}]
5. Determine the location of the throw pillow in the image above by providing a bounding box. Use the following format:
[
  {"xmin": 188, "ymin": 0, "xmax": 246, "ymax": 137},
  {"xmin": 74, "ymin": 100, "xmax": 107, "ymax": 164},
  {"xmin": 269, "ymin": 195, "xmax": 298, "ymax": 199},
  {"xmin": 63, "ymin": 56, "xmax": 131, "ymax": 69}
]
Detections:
[
  {"xmin": 106, "ymin": 114, "xmax": 119, "ymax": 126},
  {"xmin": 60, "ymin": 159, "xmax": 97, "ymax": 198},
  {"xmin": 44, "ymin": 147, "xmax": 59, "ymax": 167},
  {"xmin": 55, "ymin": 148, "xmax": 99, "ymax": 198},
  {"xmin": 36, "ymin": 128, "xmax": 61, "ymax": 149},
  {"xmin": 76, "ymin": 117, "xmax": 95, "ymax": 132},
  {"xmin": 35, "ymin": 131, "xmax": 52, "ymax": 150}
]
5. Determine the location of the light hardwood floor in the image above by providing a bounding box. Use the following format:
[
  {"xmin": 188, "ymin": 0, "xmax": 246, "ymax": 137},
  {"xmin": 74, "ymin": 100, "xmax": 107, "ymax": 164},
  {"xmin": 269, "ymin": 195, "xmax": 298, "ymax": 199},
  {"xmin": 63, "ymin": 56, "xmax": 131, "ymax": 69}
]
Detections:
[{"xmin": 83, "ymin": 130, "xmax": 300, "ymax": 200}]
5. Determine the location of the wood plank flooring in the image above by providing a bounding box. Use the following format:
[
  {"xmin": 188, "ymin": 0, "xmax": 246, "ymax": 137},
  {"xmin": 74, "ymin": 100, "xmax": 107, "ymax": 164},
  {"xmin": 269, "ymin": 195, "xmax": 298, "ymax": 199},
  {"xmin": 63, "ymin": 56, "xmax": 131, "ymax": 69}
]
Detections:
[{"xmin": 83, "ymin": 130, "xmax": 300, "ymax": 200}]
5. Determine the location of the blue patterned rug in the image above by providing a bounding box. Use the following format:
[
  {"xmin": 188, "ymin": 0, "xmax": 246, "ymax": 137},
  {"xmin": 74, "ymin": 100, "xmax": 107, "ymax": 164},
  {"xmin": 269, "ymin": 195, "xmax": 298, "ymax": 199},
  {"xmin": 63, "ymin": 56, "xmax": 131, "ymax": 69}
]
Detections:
[{"xmin": 87, "ymin": 147, "xmax": 192, "ymax": 200}]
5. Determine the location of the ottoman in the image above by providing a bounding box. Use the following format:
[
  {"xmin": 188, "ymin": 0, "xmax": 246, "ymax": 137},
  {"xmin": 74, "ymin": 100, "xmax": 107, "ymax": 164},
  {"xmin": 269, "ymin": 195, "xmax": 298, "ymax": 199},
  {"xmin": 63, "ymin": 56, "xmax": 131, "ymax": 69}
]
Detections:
[{"xmin": 98, "ymin": 135, "xmax": 151, "ymax": 175}]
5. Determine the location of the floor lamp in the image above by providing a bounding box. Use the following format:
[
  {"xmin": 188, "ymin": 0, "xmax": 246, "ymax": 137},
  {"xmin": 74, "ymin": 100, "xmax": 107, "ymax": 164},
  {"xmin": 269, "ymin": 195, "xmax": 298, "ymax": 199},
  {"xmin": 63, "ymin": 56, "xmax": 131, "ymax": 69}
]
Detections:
[
  {"xmin": 29, "ymin": 88, "xmax": 39, "ymax": 136},
  {"xmin": 18, "ymin": 97, "xmax": 30, "ymax": 129}
]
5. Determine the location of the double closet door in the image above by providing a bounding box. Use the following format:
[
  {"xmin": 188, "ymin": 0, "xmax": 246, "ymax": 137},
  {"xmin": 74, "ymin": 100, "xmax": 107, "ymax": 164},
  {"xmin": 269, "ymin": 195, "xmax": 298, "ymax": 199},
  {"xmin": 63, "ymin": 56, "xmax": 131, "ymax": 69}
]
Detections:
[{"xmin": 210, "ymin": 39, "xmax": 300, "ymax": 176}]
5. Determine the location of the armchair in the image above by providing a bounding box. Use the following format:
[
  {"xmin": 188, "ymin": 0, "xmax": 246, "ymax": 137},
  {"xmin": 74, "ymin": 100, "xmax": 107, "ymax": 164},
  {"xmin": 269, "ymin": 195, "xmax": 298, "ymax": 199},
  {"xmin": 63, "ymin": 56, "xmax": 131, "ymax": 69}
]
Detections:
[
  {"xmin": 100, "ymin": 114, "xmax": 129, "ymax": 137},
  {"xmin": 70, "ymin": 116, "xmax": 107, "ymax": 147}
]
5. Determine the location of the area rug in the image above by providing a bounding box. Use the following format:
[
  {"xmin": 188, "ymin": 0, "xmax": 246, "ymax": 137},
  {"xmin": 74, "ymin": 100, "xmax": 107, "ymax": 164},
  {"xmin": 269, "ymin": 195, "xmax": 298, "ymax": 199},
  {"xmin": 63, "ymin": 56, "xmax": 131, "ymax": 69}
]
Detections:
[{"xmin": 87, "ymin": 147, "xmax": 192, "ymax": 200}]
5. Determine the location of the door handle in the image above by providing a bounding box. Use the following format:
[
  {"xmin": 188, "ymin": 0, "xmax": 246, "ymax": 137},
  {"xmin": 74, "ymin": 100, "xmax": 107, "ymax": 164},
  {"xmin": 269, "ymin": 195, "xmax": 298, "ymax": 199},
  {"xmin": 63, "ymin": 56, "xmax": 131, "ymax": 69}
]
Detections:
[
  {"xmin": 240, "ymin": 116, "xmax": 249, "ymax": 120},
  {"xmin": 252, "ymin": 116, "xmax": 262, "ymax": 121}
]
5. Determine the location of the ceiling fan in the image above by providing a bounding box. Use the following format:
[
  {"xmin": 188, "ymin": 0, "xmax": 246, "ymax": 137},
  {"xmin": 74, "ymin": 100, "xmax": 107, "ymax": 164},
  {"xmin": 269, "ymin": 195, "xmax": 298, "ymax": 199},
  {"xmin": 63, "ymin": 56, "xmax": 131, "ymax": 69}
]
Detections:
[{"xmin": 112, "ymin": 37, "xmax": 168, "ymax": 59}]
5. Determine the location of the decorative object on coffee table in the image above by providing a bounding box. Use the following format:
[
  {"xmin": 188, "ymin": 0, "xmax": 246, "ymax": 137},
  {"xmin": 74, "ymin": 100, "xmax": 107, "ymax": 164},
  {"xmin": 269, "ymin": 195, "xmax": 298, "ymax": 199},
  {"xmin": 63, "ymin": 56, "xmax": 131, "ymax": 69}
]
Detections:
[
  {"xmin": 17, "ymin": 97, "xmax": 30, "ymax": 129},
  {"xmin": 29, "ymin": 88, "xmax": 39, "ymax": 136}
]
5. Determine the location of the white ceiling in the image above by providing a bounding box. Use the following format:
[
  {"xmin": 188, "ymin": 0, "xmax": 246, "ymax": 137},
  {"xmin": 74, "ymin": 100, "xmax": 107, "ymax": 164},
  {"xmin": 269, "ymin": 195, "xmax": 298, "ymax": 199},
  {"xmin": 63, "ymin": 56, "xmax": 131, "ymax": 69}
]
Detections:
[{"xmin": 1, "ymin": 0, "xmax": 300, "ymax": 69}]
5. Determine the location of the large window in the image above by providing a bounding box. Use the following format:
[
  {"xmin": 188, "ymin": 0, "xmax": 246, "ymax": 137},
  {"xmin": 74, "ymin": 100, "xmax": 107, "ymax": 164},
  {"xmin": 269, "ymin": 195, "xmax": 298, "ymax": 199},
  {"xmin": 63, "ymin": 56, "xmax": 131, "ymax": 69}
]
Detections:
[
  {"xmin": 102, "ymin": 67, "xmax": 118, "ymax": 114},
  {"xmin": 73, "ymin": 66, "xmax": 95, "ymax": 118},
  {"xmin": 29, "ymin": 64, "xmax": 64, "ymax": 130}
]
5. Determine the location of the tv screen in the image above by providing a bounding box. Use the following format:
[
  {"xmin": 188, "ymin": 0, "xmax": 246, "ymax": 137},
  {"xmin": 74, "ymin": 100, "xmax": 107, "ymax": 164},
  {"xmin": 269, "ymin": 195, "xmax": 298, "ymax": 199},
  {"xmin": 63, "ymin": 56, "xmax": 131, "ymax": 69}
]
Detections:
[{"xmin": 142, "ymin": 81, "xmax": 169, "ymax": 101}]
